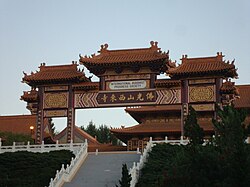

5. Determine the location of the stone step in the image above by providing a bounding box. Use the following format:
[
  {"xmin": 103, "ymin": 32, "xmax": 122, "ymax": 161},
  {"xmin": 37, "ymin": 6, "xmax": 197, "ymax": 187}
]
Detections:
[{"xmin": 63, "ymin": 152, "xmax": 140, "ymax": 187}]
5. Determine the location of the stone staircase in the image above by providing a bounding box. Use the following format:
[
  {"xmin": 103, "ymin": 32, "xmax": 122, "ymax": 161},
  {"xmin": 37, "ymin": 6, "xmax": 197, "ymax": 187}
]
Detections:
[{"xmin": 63, "ymin": 152, "xmax": 140, "ymax": 187}]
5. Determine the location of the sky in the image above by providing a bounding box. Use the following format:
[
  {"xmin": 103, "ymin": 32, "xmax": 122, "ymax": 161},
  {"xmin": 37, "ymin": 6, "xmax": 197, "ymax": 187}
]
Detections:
[{"xmin": 0, "ymin": 0, "xmax": 250, "ymax": 132}]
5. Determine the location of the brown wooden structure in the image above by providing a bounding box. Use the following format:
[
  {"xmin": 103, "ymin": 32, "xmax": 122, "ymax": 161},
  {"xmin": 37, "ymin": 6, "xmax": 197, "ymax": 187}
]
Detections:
[{"xmin": 20, "ymin": 41, "xmax": 250, "ymax": 150}]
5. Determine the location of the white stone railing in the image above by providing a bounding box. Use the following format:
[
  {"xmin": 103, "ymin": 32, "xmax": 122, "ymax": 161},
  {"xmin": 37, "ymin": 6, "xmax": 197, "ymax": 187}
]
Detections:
[
  {"xmin": 129, "ymin": 136, "xmax": 189, "ymax": 187},
  {"xmin": 0, "ymin": 138, "xmax": 83, "ymax": 155},
  {"xmin": 47, "ymin": 140, "xmax": 88, "ymax": 187}
]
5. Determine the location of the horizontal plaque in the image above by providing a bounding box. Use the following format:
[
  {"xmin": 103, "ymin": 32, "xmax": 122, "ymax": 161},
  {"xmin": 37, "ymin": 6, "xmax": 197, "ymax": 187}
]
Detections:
[
  {"xmin": 43, "ymin": 92, "xmax": 68, "ymax": 109},
  {"xmin": 189, "ymin": 85, "xmax": 215, "ymax": 103},
  {"xmin": 189, "ymin": 79, "xmax": 215, "ymax": 85},
  {"xmin": 45, "ymin": 86, "xmax": 68, "ymax": 92},
  {"xmin": 74, "ymin": 88, "xmax": 181, "ymax": 108},
  {"xmin": 106, "ymin": 80, "xmax": 149, "ymax": 91},
  {"xmin": 191, "ymin": 104, "xmax": 215, "ymax": 111},
  {"xmin": 44, "ymin": 110, "xmax": 68, "ymax": 117},
  {"xmin": 97, "ymin": 90, "xmax": 156, "ymax": 106}
]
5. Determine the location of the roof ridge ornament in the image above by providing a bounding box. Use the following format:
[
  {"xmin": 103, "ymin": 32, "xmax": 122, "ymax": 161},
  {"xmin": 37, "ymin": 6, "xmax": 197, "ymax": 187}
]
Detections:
[
  {"xmin": 40, "ymin": 62, "xmax": 46, "ymax": 67},
  {"xmin": 99, "ymin": 43, "xmax": 109, "ymax": 54},
  {"xmin": 150, "ymin": 41, "xmax": 160, "ymax": 51}
]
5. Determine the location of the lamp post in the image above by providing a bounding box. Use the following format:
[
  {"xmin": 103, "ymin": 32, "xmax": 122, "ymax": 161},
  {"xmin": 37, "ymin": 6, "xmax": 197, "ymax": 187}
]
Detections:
[
  {"xmin": 29, "ymin": 126, "xmax": 34, "ymax": 136},
  {"xmin": 30, "ymin": 126, "xmax": 34, "ymax": 144}
]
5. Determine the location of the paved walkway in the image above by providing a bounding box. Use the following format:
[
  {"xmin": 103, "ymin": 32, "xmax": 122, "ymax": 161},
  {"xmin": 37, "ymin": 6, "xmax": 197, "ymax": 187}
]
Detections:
[{"xmin": 63, "ymin": 152, "xmax": 140, "ymax": 187}]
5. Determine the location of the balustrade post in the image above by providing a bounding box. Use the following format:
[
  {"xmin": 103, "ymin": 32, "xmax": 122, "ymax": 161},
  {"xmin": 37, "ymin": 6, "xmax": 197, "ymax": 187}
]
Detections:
[
  {"xmin": 95, "ymin": 149, "xmax": 98, "ymax": 155},
  {"xmin": 56, "ymin": 140, "xmax": 59, "ymax": 150},
  {"xmin": 66, "ymin": 164, "xmax": 70, "ymax": 173},
  {"xmin": 56, "ymin": 170, "xmax": 59, "ymax": 179},
  {"xmin": 27, "ymin": 141, "xmax": 30, "ymax": 151},
  {"xmin": 70, "ymin": 139, "xmax": 73, "ymax": 151},
  {"xmin": 149, "ymin": 137, "xmax": 152, "ymax": 142},
  {"xmin": 71, "ymin": 157, "xmax": 74, "ymax": 168},
  {"xmin": 165, "ymin": 136, "xmax": 168, "ymax": 143},
  {"xmin": 61, "ymin": 164, "xmax": 65, "ymax": 172},
  {"xmin": 50, "ymin": 178, "xmax": 54, "ymax": 187},
  {"xmin": 180, "ymin": 136, "xmax": 183, "ymax": 144},
  {"xmin": 41, "ymin": 141, "xmax": 44, "ymax": 152},
  {"xmin": 136, "ymin": 147, "xmax": 140, "ymax": 154},
  {"xmin": 12, "ymin": 142, "xmax": 16, "ymax": 152}
]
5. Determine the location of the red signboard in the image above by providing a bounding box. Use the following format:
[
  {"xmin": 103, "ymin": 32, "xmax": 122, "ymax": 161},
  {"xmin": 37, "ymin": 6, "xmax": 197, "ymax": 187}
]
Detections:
[{"xmin": 97, "ymin": 90, "xmax": 156, "ymax": 105}]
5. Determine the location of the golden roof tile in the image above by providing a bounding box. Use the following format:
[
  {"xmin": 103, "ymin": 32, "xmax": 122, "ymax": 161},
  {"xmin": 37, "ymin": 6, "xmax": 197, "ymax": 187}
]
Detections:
[{"xmin": 167, "ymin": 53, "xmax": 238, "ymax": 78}]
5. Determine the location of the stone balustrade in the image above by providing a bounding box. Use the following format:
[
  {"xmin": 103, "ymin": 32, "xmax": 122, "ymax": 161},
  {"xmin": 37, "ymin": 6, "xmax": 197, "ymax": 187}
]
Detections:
[
  {"xmin": 0, "ymin": 138, "xmax": 83, "ymax": 155},
  {"xmin": 48, "ymin": 141, "xmax": 88, "ymax": 187}
]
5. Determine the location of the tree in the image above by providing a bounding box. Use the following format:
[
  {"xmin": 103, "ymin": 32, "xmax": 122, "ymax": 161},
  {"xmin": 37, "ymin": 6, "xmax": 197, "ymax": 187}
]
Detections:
[
  {"xmin": 212, "ymin": 105, "xmax": 249, "ymax": 186},
  {"xmin": 184, "ymin": 106, "xmax": 204, "ymax": 145},
  {"xmin": 0, "ymin": 132, "xmax": 33, "ymax": 146},
  {"xmin": 213, "ymin": 105, "xmax": 247, "ymax": 148},
  {"xmin": 97, "ymin": 124, "xmax": 110, "ymax": 143},
  {"xmin": 84, "ymin": 120, "xmax": 98, "ymax": 138},
  {"xmin": 80, "ymin": 121, "xmax": 122, "ymax": 145},
  {"xmin": 116, "ymin": 164, "xmax": 132, "ymax": 187}
]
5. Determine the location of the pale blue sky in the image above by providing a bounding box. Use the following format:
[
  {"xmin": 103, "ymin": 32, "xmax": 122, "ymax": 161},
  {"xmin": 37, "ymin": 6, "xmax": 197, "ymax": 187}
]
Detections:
[{"xmin": 0, "ymin": 0, "xmax": 250, "ymax": 131}]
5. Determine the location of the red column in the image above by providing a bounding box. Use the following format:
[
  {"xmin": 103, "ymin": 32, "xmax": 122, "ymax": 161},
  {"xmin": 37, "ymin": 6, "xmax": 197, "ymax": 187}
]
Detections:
[
  {"xmin": 66, "ymin": 85, "xmax": 74, "ymax": 143},
  {"xmin": 36, "ymin": 87, "xmax": 44, "ymax": 144}
]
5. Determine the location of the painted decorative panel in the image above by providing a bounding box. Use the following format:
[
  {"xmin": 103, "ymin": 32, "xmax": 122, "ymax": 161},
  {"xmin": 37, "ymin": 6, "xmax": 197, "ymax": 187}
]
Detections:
[
  {"xmin": 188, "ymin": 79, "xmax": 215, "ymax": 85},
  {"xmin": 75, "ymin": 92, "xmax": 99, "ymax": 108},
  {"xmin": 43, "ymin": 92, "xmax": 68, "ymax": 109},
  {"xmin": 189, "ymin": 85, "xmax": 215, "ymax": 102},
  {"xmin": 191, "ymin": 104, "xmax": 215, "ymax": 111},
  {"xmin": 45, "ymin": 86, "xmax": 68, "ymax": 91},
  {"xmin": 156, "ymin": 89, "xmax": 181, "ymax": 104},
  {"xmin": 44, "ymin": 109, "xmax": 68, "ymax": 117}
]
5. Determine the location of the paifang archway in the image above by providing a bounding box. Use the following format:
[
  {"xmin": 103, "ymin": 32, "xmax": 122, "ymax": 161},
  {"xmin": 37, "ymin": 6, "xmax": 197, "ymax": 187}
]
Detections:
[{"xmin": 21, "ymin": 41, "xmax": 238, "ymax": 144}]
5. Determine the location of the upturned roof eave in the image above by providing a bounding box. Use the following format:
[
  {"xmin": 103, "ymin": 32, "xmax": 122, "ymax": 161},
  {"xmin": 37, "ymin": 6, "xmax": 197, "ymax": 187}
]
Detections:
[{"xmin": 23, "ymin": 76, "xmax": 89, "ymax": 86}]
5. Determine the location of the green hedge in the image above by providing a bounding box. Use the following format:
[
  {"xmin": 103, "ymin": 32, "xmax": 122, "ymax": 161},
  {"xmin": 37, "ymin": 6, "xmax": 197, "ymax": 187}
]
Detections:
[
  {"xmin": 136, "ymin": 143, "xmax": 250, "ymax": 187},
  {"xmin": 0, "ymin": 150, "xmax": 74, "ymax": 187}
]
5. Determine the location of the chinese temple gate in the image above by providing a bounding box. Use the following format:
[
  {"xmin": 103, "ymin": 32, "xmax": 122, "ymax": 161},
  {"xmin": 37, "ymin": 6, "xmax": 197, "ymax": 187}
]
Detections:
[{"xmin": 21, "ymin": 41, "xmax": 243, "ymax": 150}]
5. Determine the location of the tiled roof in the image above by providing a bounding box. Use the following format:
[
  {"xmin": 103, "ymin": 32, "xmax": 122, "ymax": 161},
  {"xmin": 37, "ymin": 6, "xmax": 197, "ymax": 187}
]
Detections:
[
  {"xmin": 167, "ymin": 53, "xmax": 238, "ymax": 78},
  {"xmin": 79, "ymin": 41, "xmax": 171, "ymax": 74},
  {"xmin": 110, "ymin": 120, "xmax": 213, "ymax": 135},
  {"xmin": 20, "ymin": 89, "xmax": 38, "ymax": 102},
  {"xmin": 54, "ymin": 126, "xmax": 100, "ymax": 145},
  {"xmin": 22, "ymin": 63, "xmax": 89, "ymax": 86},
  {"xmin": 74, "ymin": 126, "xmax": 100, "ymax": 145},
  {"xmin": 155, "ymin": 79, "xmax": 181, "ymax": 88},
  {"xmin": 126, "ymin": 105, "xmax": 181, "ymax": 123},
  {"xmin": 72, "ymin": 82, "xmax": 99, "ymax": 91},
  {"xmin": 0, "ymin": 115, "xmax": 36, "ymax": 135},
  {"xmin": 234, "ymin": 85, "xmax": 250, "ymax": 108},
  {"xmin": 126, "ymin": 105, "xmax": 181, "ymax": 113}
]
